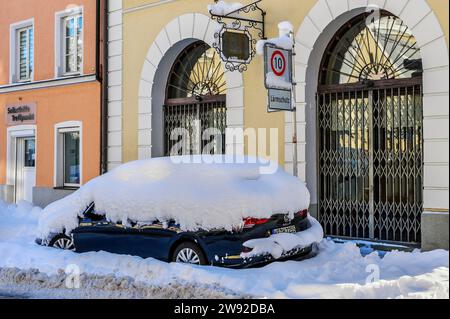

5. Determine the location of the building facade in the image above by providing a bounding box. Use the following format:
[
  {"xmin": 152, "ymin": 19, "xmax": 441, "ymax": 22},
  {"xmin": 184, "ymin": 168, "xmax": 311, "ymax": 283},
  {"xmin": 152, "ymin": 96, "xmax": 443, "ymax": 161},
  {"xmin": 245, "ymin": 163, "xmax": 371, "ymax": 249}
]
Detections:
[
  {"xmin": 0, "ymin": 0, "xmax": 106, "ymax": 207},
  {"xmin": 107, "ymin": 0, "xmax": 449, "ymax": 250}
]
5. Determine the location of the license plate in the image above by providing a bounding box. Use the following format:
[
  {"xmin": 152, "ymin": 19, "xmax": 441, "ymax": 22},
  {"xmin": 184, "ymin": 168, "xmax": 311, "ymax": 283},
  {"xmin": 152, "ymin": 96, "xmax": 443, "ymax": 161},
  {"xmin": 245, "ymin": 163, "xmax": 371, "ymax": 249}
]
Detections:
[{"xmin": 272, "ymin": 225, "xmax": 297, "ymax": 234}]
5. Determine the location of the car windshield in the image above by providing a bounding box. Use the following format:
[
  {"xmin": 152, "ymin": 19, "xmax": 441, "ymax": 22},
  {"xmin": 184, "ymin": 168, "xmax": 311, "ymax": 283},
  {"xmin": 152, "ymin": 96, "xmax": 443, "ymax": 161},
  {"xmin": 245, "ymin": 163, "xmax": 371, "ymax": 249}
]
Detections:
[{"xmin": 82, "ymin": 203, "xmax": 104, "ymax": 222}]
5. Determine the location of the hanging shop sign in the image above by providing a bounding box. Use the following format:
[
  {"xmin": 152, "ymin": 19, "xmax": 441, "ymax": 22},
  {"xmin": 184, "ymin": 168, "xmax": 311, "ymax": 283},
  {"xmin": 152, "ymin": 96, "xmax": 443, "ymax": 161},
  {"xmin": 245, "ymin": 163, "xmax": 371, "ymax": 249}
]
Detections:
[
  {"xmin": 5, "ymin": 102, "xmax": 36, "ymax": 126},
  {"xmin": 264, "ymin": 43, "xmax": 293, "ymax": 111},
  {"xmin": 209, "ymin": 0, "xmax": 266, "ymax": 72}
]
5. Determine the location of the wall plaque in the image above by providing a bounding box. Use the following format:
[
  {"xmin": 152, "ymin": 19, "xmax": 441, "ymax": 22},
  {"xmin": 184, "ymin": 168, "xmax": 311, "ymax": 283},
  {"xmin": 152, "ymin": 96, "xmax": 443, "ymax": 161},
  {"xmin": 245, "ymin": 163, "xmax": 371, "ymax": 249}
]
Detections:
[{"xmin": 6, "ymin": 102, "xmax": 36, "ymax": 125}]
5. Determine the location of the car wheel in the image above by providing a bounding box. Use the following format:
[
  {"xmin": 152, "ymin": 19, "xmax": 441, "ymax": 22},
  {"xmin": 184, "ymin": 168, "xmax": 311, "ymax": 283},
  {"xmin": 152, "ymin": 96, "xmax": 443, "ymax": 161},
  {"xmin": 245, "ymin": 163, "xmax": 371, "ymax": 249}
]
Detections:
[
  {"xmin": 49, "ymin": 234, "xmax": 76, "ymax": 251},
  {"xmin": 173, "ymin": 242, "xmax": 207, "ymax": 266}
]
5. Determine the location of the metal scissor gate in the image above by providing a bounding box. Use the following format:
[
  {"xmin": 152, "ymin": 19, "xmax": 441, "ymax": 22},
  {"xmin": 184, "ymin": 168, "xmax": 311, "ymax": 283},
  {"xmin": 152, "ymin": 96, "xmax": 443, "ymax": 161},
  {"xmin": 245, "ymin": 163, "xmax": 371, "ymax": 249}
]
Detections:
[
  {"xmin": 317, "ymin": 79, "xmax": 423, "ymax": 244},
  {"xmin": 316, "ymin": 11, "xmax": 424, "ymax": 244}
]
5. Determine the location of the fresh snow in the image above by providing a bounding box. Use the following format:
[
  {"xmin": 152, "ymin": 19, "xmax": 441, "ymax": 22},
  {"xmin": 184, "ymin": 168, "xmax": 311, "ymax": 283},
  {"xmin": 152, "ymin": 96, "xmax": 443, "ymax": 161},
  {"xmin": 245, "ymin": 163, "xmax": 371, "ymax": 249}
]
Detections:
[
  {"xmin": 0, "ymin": 200, "xmax": 42, "ymax": 243},
  {"xmin": 37, "ymin": 156, "xmax": 311, "ymax": 239},
  {"xmin": 0, "ymin": 200, "xmax": 448, "ymax": 299},
  {"xmin": 265, "ymin": 72, "xmax": 292, "ymax": 90},
  {"xmin": 208, "ymin": 1, "xmax": 243, "ymax": 16},
  {"xmin": 241, "ymin": 216, "xmax": 323, "ymax": 259},
  {"xmin": 256, "ymin": 35, "xmax": 293, "ymax": 55},
  {"xmin": 256, "ymin": 21, "xmax": 294, "ymax": 55}
]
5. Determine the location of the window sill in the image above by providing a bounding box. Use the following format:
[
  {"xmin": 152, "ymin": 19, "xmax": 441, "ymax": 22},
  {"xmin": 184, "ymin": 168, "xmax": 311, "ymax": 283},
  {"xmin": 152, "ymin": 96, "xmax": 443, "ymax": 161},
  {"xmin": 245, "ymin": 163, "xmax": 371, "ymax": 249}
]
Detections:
[
  {"xmin": 53, "ymin": 186, "xmax": 80, "ymax": 191},
  {"xmin": 60, "ymin": 72, "xmax": 82, "ymax": 78},
  {"xmin": 12, "ymin": 79, "xmax": 32, "ymax": 84}
]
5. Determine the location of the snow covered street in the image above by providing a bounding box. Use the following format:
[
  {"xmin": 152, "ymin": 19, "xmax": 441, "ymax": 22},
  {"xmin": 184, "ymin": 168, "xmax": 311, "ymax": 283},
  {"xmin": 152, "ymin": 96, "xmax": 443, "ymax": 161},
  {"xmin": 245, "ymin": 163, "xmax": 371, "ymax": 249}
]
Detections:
[{"xmin": 0, "ymin": 200, "xmax": 448, "ymax": 299}]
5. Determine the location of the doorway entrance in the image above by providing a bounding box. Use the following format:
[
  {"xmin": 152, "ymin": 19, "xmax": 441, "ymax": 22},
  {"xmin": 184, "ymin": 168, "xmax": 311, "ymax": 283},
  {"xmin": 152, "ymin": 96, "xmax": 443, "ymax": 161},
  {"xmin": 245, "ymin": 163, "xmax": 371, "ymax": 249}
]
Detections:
[
  {"xmin": 14, "ymin": 136, "xmax": 36, "ymax": 203},
  {"xmin": 317, "ymin": 12, "xmax": 423, "ymax": 244}
]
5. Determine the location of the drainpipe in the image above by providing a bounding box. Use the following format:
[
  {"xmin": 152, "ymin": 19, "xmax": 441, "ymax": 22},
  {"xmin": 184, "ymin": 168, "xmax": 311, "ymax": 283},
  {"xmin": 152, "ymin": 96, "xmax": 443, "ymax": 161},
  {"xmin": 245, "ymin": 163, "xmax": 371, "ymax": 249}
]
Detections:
[{"xmin": 98, "ymin": 0, "xmax": 109, "ymax": 174}]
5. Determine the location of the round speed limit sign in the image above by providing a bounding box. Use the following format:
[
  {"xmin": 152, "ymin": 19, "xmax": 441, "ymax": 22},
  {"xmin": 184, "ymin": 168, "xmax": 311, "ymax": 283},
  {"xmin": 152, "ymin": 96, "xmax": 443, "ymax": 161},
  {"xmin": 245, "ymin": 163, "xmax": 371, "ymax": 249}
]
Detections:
[{"xmin": 271, "ymin": 50, "xmax": 286, "ymax": 76}]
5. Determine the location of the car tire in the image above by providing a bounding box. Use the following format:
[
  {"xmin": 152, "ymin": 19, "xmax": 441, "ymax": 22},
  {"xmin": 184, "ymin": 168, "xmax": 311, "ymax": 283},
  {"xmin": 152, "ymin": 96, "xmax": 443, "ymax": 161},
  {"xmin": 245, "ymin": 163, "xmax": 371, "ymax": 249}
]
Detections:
[
  {"xmin": 49, "ymin": 234, "xmax": 76, "ymax": 251},
  {"xmin": 172, "ymin": 242, "xmax": 207, "ymax": 266}
]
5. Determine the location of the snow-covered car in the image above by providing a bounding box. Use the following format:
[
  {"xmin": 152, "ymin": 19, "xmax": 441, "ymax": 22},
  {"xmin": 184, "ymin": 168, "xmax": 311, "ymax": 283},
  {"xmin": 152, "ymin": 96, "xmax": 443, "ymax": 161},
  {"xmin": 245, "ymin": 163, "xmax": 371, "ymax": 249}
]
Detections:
[
  {"xmin": 35, "ymin": 156, "xmax": 323, "ymax": 267},
  {"xmin": 36, "ymin": 203, "xmax": 318, "ymax": 267}
]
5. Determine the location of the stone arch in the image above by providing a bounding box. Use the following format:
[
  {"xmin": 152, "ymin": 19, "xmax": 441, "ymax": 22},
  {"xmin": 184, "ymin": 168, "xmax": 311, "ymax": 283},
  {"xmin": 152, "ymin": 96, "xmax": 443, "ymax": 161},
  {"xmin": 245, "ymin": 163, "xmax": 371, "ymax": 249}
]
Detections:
[
  {"xmin": 291, "ymin": 0, "xmax": 449, "ymax": 214},
  {"xmin": 137, "ymin": 13, "xmax": 245, "ymax": 159}
]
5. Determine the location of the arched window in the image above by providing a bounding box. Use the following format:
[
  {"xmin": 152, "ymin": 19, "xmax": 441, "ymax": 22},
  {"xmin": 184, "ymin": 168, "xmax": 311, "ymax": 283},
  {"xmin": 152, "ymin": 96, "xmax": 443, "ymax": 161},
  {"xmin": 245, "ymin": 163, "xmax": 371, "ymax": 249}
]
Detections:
[
  {"xmin": 164, "ymin": 41, "xmax": 227, "ymax": 156},
  {"xmin": 320, "ymin": 12, "xmax": 422, "ymax": 85}
]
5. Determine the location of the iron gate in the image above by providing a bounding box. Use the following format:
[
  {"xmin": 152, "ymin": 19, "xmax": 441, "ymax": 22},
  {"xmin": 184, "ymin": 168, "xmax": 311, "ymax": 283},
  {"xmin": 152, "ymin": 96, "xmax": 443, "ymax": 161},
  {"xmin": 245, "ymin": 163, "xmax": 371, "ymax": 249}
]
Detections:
[
  {"xmin": 318, "ymin": 81, "xmax": 423, "ymax": 243},
  {"xmin": 164, "ymin": 96, "xmax": 227, "ymax": 156},
  {"xmin": 164, "ymin": 41, "xmax": 227, "ymax": 156}
]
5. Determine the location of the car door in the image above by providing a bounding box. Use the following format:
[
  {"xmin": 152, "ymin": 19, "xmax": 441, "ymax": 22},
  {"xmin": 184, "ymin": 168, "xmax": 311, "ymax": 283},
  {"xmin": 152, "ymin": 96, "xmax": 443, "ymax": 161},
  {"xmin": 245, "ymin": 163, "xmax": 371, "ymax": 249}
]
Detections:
[{"xmin": 72, "ymin": 218, "xmax": 176, "ymax": 260}]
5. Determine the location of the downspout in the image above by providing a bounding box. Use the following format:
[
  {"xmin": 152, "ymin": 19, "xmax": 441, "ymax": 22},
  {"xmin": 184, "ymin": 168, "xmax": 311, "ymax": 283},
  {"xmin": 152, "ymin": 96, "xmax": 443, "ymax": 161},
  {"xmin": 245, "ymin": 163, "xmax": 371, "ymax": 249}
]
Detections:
[
  {"xmin": 98, "ymin": 0, "xmax": 109, "ymax": 174},
  {"xmin": 95, "ymin": 0, "xmax": 101, "ymax": 83}
]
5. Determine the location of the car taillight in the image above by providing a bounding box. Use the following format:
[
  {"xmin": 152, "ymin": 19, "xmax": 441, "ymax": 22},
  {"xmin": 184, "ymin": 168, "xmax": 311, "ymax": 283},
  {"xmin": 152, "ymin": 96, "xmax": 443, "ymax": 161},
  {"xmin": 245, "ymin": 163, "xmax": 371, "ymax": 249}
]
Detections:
[
  {"xmin": 243, "ymin": 217, "xmax": 270, "ymax": 228},
  {"xmin": 242, "ymin": 246, "xmax": 253, "ymax": 253},
  {"xmin": 295, "ymin": 210, "xmax": 308, "ymax": 219}
]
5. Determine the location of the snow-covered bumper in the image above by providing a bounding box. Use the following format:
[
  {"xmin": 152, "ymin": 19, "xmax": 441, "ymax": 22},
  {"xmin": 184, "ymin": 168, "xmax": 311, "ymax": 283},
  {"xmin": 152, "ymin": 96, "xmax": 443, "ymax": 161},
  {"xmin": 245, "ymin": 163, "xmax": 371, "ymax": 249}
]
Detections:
[
  {"xmin": 212, "ymin": 216, "xmax": 323, "ymax": 268},
  {"xmin": 215, "ymin": 243, "xmax": 317, "ymax": 268}
]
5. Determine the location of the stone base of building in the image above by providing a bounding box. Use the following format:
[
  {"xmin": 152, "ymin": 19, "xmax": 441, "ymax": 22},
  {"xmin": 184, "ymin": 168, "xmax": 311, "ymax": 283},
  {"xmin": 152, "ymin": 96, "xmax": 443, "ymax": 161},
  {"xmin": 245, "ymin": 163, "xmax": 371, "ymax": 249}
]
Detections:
[
  {"xmin": 0, "ymin": 184, "xmax": 14, "ymax": 203},
  {"xmin": 421, "ymin": 212, "xmax": 449, "ymax": 252},
  {"xmin": 32, "ymin": 187, "xmax": 77, "ymax": 208}
]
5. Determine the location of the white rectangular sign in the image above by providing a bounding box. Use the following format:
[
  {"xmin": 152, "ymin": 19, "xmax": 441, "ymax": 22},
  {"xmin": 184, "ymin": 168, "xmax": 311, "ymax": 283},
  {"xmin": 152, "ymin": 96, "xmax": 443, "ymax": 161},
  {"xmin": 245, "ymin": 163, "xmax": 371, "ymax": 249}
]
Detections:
[
  {"xmin": 268, "ymin": 89, "xmax": 292, "ymax": 111},
  {"xmin": 264, "ymin": 43, "xmax": 293, "ymax": 111}
]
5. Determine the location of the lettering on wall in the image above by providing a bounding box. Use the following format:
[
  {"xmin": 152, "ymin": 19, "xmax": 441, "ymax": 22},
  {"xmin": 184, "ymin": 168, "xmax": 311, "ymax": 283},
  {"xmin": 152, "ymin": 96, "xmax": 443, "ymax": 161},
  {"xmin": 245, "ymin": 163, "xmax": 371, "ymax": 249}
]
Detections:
[{"xmin": 5, "ymin": 103, "xmax": 36, "ymax": 125}]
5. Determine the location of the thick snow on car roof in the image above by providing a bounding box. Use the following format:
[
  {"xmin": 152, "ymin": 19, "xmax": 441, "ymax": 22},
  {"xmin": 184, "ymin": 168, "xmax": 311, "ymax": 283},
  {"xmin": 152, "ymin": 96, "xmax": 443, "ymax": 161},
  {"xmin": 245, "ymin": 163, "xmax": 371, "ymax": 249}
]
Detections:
[{"xmin": 37, "ymin": 156, "xmax": 310, "ymax": 238}]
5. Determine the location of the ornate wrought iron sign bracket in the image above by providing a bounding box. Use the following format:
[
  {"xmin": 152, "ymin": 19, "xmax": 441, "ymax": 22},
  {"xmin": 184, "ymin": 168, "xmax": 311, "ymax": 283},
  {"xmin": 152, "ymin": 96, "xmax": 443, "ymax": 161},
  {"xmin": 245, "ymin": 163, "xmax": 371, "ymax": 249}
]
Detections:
[{"xmin": 209, "ymin": 0, "xmax": 266, "ymax": 72}]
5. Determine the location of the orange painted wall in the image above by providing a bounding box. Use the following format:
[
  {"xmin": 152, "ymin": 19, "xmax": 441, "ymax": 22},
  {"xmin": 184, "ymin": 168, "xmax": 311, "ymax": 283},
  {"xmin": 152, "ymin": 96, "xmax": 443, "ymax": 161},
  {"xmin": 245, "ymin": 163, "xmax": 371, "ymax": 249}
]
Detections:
[
  {"xmin": 0, "ymin": 0, "xmax": 102, "ymax": 189},
  {"xmin": 0, "ymin": 82, "xmax": 101, "ymax": 187},
  {"xmin": 0, "ymin": 0, "xmax": 97, "ymax": 85}
]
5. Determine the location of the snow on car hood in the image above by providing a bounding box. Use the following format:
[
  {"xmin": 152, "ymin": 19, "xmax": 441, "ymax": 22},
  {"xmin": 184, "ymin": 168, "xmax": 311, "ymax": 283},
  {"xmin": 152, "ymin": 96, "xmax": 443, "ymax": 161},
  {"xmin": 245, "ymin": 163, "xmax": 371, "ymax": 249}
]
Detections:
[{"xmin": 37, "ymin": 156, "xmax": 310, "ymax": 238}]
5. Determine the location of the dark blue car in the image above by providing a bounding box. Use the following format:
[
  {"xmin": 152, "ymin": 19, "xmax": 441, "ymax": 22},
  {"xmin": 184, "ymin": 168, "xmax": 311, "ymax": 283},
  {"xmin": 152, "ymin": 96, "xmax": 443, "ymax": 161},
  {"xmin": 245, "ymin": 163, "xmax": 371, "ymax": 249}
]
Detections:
[{"xmin": 37, "ymin": 203, "xmax": 315, "ymax": 268}]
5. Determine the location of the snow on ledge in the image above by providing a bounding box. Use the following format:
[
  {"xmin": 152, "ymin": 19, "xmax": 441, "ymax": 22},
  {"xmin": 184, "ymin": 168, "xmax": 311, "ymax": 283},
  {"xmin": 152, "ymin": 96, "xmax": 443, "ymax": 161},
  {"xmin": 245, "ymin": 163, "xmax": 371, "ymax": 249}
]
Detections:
[
  {"xmin": 208, "ymin": 1, "xmax": 244, "ymax": 16},
  {"xmin": 37, "ymin": 156, "xmax": 310, "ymax": 239},
  {"xmin": 266, "ymin": 72, "xmax": 292, "ymax": 90},
  {"xmin": 256, "ymin": 21, "xmax": 294, "ymax": 55},
  {"xmin": 241, "ymin": 216, "xmax": 324, "ymax": 259}
]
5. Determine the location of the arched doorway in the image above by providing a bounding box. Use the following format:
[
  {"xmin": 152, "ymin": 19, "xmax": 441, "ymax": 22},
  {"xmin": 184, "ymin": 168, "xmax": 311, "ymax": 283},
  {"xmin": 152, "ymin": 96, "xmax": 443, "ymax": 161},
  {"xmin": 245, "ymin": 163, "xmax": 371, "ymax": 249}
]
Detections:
[
  {"xmin": 317, "ymin": 12, "xmax": 423, "ymax": 244},
  {"xmin": 164, "ymin": 41, "xmax": 227, "ymax": 156}
]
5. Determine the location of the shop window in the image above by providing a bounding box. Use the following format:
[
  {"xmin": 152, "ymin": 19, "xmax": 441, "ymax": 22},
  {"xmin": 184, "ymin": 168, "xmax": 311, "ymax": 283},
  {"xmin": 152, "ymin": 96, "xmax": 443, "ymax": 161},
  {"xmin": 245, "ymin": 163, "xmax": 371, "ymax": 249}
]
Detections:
[
  {"xmin": 55, "ymin": 7, "xmax": 83, "ymax": 77},
  {"xmin": 10, "ymin": 20, "xmax": 34, "ymax": 83},
  {"xmin": 54, "ymin": 123, "xmax": 82, "ymax": 188}
]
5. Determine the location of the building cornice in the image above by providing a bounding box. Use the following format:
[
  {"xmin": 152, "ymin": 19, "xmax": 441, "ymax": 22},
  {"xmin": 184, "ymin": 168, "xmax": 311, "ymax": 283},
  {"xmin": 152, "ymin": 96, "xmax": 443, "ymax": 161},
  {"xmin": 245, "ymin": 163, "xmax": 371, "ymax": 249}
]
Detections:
[
  {"xmin": 0, "ymin": 74, "xmax": 98, "ymax": 94},
  {"xmin": 123, "ymin": 0, "xmax": 178, "ymax": 14}
]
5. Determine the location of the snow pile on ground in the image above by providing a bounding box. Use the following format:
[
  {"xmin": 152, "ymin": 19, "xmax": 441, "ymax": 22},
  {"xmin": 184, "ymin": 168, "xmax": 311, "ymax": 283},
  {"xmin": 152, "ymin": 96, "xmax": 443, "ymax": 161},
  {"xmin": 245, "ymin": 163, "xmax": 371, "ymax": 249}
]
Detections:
[
  {"xmin": 0, "ymin": 237, "xmax": 447, "ymax": 299},
  {"xmin": 37, "ymin": 156, "xmax": 310, "ymax": 239},
  {"xmin": 208, "ymin": 1, "xmax": 243, "ymax": 16},
  {"xmin": 1, "ymin": 192, "xmax": 448, "ymax": 299},
  {"xmin": 0, "ymin": 200, "xmax": 42, "ymax": 243},
  {"xmin": 242, "ymin": 216, "xmax": 323, "ymax": 259},
  {"xmin": 0, "ymin": 268, "xmax": 244, "ymax": 299}
]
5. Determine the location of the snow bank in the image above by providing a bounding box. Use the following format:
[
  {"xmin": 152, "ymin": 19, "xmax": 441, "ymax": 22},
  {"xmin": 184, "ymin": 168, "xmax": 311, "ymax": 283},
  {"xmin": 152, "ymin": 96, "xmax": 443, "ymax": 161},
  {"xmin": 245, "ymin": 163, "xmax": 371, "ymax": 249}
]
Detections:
[
  {"xmin": 0, "ymin": 200, "xmax": 42, "ymax": 243},
  {"xmin": 0, "ymin": 237, "xmax": 447, "ymax": 299},
  {"xmin": 37, "ymin": 156, "xmax": 310, "ymax": 238},
  {"xmin": 241, "ymin": 216, "xmax": 324, "ymax": 259},
  {"xmin": 208, "ymin": 1, "xmax": 243, "ymax": 16},
  {"xmin": 1, "ymin": 207, "xmax": 448, "ymax": 299}
]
